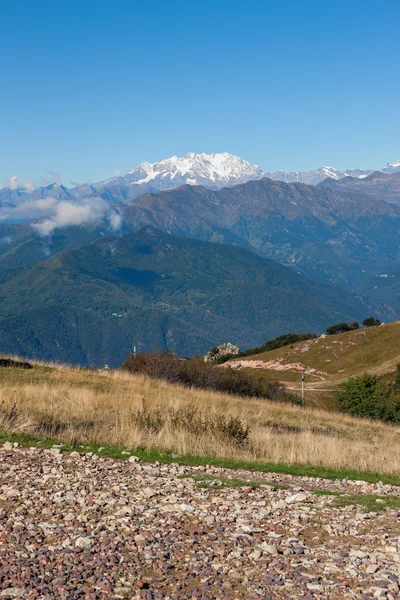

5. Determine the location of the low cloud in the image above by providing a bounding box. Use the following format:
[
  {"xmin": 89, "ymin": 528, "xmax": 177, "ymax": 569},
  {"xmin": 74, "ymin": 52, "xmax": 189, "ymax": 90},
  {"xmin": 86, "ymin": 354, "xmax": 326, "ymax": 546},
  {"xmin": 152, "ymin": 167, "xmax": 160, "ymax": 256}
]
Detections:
[
  {"xmin": 4, "ymin": 175, "xmax": 36, "ymax": 192},
  {"xmin": 32, "ymin": 197, "xmax": 109, "ymax": 236},
  {"xmin": 8, "ymin": 175, "xmax": 20, "ymax": 190},
  {"xmin": 0, "ymin": 197, "xmax": 58, "ymax": 222},
  {"xmin": 0, "ymin": 236, "xmax": 12, "ymax": 245},
  {"xmin": 24, "ymin": 180, "xmax": 36, "ymax": 192},
  {"xmin": 107, "ymin": 210, "xmax": 123, "ymax": 231}
]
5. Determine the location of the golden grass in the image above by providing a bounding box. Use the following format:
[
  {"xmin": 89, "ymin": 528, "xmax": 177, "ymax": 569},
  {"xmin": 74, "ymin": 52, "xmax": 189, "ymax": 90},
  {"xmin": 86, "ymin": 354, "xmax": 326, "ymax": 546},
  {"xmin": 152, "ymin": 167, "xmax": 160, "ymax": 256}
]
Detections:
[
  {"xmin": 0, "ymin": 362, "xmax": 400, "ymax": 475},
  {"xmin": 234, "ymin": 320, "xmax": 400, "ymax": 381}
]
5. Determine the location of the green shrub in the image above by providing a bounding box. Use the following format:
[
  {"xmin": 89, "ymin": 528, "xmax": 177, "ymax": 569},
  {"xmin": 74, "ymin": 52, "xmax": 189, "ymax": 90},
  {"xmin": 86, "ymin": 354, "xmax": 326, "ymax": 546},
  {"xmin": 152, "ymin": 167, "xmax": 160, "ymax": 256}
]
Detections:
[
  {"xmin": 326, "ymin": 322, "xmax": 351, "ymax": 335},
  {"xmin": 334, "ymin": 373, "xmax": 400, "ymax": 423},
  {"xmin": 363, "ymin": 317, "xmax": 381, "ymax": 327}
]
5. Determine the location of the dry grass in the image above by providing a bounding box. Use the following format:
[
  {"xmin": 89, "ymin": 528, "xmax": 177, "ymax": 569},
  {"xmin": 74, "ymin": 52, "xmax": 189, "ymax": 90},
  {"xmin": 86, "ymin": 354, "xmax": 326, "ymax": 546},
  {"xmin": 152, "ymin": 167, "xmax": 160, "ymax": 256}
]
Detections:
[
  {"xmin": 223, "ymin": 321, "xmax": 400, "ymax": 410},
  {"xmin": 233, "ymin": 321, "xmax": 400, "ymax": 381},
  {"xmin": 1, "ymin": 362, "xmax": 400, "ymax": 475}
]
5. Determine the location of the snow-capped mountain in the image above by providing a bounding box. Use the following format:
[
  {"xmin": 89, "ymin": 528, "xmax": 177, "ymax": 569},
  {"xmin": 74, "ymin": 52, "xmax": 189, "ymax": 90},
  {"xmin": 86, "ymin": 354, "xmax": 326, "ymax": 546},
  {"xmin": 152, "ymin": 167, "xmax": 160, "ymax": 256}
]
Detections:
[
  {"xmin": 264, "ymin": 160, "xmax": 400, "ymax": 185},
  {"xmin": 382, "ymin": 160, "xmax": 400, "ymax": 175},
  {"xmin": 102, "ymin": 152, "xmax": 264, "ymax": 191},
  {"xmin": 263, "ymin": 166, "xmax": 375, "ymax": 185},
  {"xmin": 2, "ymin": 152, "xmax": 400, "ymax": 226}
]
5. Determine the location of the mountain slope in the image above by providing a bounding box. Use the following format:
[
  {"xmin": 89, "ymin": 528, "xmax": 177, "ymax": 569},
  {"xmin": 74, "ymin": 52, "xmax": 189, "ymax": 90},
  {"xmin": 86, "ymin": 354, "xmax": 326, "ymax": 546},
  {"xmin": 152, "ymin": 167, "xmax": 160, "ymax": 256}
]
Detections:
[
  {"xmin": 228, "ymin": 320, "xmax": 400, "ymax": 381},
  {"xmin": 0, "ymin": 227, "xmax": 387, "ymax": 366},
  {"xmin": 356, "ymin": 259, "xmax": 400, "ymax": 313},
  {"xmin": 318, "ymin": 170, "xmax": 400, "ymax": 205},
  {"xmin": 117, "ymin": 178, "xmax": 400, "ymax": 289},
  {"xmin": 1, "ymin": 177, "xmax": 400, "ymax": 294}
]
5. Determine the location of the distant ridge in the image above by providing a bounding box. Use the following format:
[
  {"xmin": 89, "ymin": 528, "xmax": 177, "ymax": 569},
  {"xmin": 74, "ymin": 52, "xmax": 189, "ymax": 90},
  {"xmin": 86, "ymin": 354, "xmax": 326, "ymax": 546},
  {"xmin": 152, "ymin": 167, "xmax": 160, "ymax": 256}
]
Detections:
[{"xmin": 0, "ymin": 227, "xmax": 387, "ymax": 366}]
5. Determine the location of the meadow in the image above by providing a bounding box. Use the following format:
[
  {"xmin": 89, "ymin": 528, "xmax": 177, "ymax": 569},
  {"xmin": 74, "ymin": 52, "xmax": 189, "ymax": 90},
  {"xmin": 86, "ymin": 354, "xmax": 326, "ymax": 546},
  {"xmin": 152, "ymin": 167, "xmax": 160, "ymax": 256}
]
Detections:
[{"xmin": 1, "ymin": 360, "xmax": 400, "ymax": 478}]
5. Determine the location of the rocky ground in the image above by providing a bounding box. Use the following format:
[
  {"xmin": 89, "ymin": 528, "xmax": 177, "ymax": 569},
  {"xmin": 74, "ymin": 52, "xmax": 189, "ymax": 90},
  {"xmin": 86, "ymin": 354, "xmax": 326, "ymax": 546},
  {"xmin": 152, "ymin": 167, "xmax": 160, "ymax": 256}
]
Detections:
[{"xmin": 1, "ymin": 444, "xmax": 400, "ymax": 599}]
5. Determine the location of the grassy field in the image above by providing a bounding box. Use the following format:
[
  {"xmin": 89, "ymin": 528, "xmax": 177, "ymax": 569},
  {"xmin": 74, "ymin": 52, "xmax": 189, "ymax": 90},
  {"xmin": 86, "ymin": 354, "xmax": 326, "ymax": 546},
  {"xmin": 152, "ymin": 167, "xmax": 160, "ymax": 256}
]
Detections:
[
  {"xmin": 1, "ymin": 358, "xmax": 400, "ymax": 478},
  {"xmin": 224, "ymin": 321, "xmax": 400, "ymax": 407}
]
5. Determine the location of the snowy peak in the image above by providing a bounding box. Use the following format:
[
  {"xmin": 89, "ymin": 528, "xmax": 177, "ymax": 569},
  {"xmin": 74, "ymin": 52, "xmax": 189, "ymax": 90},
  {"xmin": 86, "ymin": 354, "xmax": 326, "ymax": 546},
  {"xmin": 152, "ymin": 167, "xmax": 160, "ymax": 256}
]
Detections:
[
  {"xmin": 124, "ymin": 152, "xmax": 263, "ymax": 189},
  {"xmin": 263, "ymin": 166, "xmax": 348, "ymax": 185},
  {"xmin": 382, "ymin": 159, "xmax": 400, "ymax": 174},
  {"xmin": 264, "ymin": 159, "xmax": 400, "ymax": 186}
]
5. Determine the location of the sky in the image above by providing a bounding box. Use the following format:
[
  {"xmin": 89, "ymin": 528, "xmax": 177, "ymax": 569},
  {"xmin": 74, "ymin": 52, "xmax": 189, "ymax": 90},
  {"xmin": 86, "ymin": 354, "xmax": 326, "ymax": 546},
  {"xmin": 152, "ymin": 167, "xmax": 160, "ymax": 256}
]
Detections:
[{"xmin": 1, "ymin": 0, "xmax": 400, "ymax": 187}]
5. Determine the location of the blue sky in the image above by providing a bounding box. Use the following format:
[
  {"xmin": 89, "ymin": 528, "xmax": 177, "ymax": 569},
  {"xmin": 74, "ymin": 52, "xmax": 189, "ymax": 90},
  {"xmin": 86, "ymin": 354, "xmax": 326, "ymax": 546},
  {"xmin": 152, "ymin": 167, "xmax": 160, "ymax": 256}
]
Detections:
[{"xmin": 1, "ymin": 0, "xmax": 400, "ymax": 186}]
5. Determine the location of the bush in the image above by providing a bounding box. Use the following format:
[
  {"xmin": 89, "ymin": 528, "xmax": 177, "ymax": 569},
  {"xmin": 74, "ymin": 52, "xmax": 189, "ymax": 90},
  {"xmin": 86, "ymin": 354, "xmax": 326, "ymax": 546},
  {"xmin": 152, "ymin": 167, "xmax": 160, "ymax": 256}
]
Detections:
[
  {"xmin": 122, "ymin": 350, "xmax": 291, "ymax": 402},
  {"xmin": 132, "ymin": 402, "xmax": 250, "ymax": 446},
  {"xmin": 334, "ymin": 373, "xmax": 400, "ymax": 423},
  {"xmin": 326, "ymin": 322, "xmax": 351, "ymax": 335},
  {"xmin": 326, "ymin": 321, "xmax": 360, "ymax": 335},
  {"xmin": 363, "ymin": 317, "xmax": 381, "ymax": 327}
]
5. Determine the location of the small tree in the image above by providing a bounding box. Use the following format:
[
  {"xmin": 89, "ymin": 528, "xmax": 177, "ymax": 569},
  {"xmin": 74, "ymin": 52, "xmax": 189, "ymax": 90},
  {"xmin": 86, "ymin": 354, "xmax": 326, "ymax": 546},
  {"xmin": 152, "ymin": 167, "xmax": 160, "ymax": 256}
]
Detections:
[
  {"xmin": 335, "ymin": 373, "xmax": 400, "ymax": 423},
  {"xmin": 362, "ymin": 317, "xmax": 381, "ymax": 327},
  {"xmin": 326, "ymin": 322, "xmax": 351, "ymax": 335}
]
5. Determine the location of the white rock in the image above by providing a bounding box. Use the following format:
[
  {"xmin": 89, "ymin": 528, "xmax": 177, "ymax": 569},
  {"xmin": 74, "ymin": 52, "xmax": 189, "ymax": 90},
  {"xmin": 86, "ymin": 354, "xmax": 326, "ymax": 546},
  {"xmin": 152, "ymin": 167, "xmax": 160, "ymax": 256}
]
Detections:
[
  {"xmin": 366, "ymin": 564, "xmax": 379, "ymax": 574},
  {"xmin": 75, "ymin": 536, "xmax": 93, "ymax": 549},
  {"xmin": 0, "ymin": 589, "xmax": 25, "ymax": 598},
  {"xmin": 374, "ymin": 589, "xmax": 388, "ymax": 598},
  {"xmin": 179, "ymin": 504, "xmax": 194, "ymax": 513},
  {"xmin": 128, "ymin": 456, "xmax": 141, "ymax": 463},
  {"xmin": 260, "ymin": 542, "xmax": 278, "ymax": 555},
  {"xmin": 286, "ymin": 493, "xmax": 308, "ymax": 504}
]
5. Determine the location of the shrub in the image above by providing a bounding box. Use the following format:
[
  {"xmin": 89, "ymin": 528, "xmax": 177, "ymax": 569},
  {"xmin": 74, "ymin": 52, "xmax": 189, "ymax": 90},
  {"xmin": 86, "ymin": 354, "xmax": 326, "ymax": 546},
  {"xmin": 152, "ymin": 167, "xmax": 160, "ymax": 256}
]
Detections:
[
  {"xmin": 122, "ymin": 350, "xmax": 291, "ymax": 402},
  {"xmin": 132, "ymin": 402, "xmax": 250, "ymax": 446},
  {"xmin": 334, "ymin": 373, "xmax": 400, "ymax": 423},
  {"xmin": 326, "ymin": 322, "xmax": 351, "ymax": 335},
  {"xmin": 363, "ymin": 317, "xmax": 381, "ymax": 327}
]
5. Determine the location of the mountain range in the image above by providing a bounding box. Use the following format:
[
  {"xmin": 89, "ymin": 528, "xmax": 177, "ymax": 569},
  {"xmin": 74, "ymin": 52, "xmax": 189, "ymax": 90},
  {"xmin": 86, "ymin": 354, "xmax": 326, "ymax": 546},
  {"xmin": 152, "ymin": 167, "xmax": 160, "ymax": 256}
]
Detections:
[
  {"xmin": 263, "ymin": 160, "xmax": 400, "ymax": 185},
  {"xmin": 1, "ymin": 174, "xmax": 400, "ymax": 291},
  {"xmin": 0, "ymin": 227, "xmax": 388, "ymax": 367},
  {"xmin": 2, "ymin": 152, "xmax": 400, "ymax": 225},
  {"xmin": 1, "ymin": 152, "xmax": 400, "ymax": 365},
  {"xmin": 318, "ymin": 169, "xmax": 400, "ymax": 205}
]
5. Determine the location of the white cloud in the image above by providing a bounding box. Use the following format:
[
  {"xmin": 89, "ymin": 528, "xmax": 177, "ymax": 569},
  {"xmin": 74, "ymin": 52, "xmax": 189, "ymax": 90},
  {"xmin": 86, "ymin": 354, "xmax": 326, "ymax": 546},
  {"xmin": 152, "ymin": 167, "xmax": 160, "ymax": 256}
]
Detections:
[
  {"xmin": 0, "ymin": 197, "xmax": 58, "ymax": 222},
  {"xmin": 8, "ymin": 175, "xmax": 20, "ymax": 190},
  {"xmin": 4, "ymin": 175, "xmax": 37, "ymax": 191},
  {"xmin": 32, "ymin": 197, "xmax": 109, "ymax": 236},
  {"xmin": 0, "ymin": 236, "xmax": 12, "ymax": 245},
  {"xmin": 108, "ymin": 210, "xmax": 122, "ymax": 231},
  {"xmin": 24, "ymin": 180, "xmax": 36, "ymax": 192}
]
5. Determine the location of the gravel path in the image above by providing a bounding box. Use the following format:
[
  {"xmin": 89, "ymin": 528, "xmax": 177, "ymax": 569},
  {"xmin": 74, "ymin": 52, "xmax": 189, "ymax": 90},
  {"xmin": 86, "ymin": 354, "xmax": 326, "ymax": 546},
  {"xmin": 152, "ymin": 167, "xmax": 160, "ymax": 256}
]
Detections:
[{"xmin": 1, "ymin": 444, "xmax": 400, "ymax": 599}]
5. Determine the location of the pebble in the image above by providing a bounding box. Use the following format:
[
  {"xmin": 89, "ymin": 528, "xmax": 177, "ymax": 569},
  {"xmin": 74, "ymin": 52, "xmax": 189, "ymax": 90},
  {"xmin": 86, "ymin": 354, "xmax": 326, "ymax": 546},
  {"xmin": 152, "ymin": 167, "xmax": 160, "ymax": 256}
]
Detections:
[{"xmin": 0, "ymin": 446, "xmax": 400, "ymax": 598}]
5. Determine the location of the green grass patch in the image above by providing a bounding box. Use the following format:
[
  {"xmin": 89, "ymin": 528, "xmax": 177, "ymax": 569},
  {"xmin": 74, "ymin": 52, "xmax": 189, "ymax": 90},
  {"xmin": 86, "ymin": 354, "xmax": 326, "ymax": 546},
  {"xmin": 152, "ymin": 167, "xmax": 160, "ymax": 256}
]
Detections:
[
  {"xmin": 314, "ymin": 489, "xmax": 400, "ymax": 512},
  {"xmin": 178, "ymin": 473, "xmax": 287, "ymax": 490},
  {"xmin": 332, "ymin": 493, "xmax": 400, "ymax": 512},
  {"xmin": 2, "ymin": 431, "xmax": 400, "ymax": 486},
  {"xmin": 314, "ymin": 489, "xmax": 340, "ymax": 496}
]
